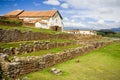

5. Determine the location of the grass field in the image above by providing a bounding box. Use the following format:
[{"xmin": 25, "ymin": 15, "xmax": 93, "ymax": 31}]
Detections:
[{"xmin": 21, "ymin": 42, "xmax": 120, "ymax": 80}]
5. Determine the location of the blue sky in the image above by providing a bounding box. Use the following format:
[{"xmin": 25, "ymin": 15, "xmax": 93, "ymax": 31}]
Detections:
[{"xmin": 0, "ymin": 0, "xmax": 120, "ymax": 29}]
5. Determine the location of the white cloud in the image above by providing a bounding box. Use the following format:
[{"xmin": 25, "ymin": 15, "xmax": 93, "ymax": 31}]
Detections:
[
  {"xmin": 64, "ymin": 17, "xmax": 69, "ymax": 21},
  {"xmin": 87, "ymin": 20, "xmax": 120, "ymax": 30},
  {"xmin": 98, "ymin": 19, "xmax": 104, "ymax": 24},
  {"xmin": 61, "ymin": 3, "xmax": 69, "ymax": 8},
  {"xmin": 71, "ymin": 19, "xmax": 75, "ymax": 22},
  {"xmin": 33, "ymin": 2, "xmax": 40, "ymax": 6},
  {"xmin": 43, "ymin": 0, "xmax": 60, "ymax": 6},
  {"xmin": 60, "ymin": 0, "xmax": 120, "ymax": 29},
  {"xmin": 62, "ymin": 0, "xmax": 120, "ymax": 9},
  {"xmin": 13, "ymin": 3, "xmax": 18, "ymax": 6},
  {"xmin": 64, "ymin": 21, "xmax": 87, "ymax": 28},
  {"xmin": 59, "ymin": 0, "xmax": 120, "ymax": 29},
  {"xmin": 63, "ymin": 19, "xmax": 87, "ymax": 28},
  {"xmin": 52, "ymin": 7, "xmax": 56, "ymax": 10}
]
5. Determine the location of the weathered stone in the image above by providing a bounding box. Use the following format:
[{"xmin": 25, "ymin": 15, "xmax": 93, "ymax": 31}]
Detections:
[
  {"xmin": 0, "ymin": 53, "xmax": 9, "ymax": 61},
  {"xmin": 15, "ymin": 48, "xmax": 20, "ymax": 55},
  {"xmin": 22, "ymin": 77, "xmax": 29, "ymax": 80},
  {"xmin": 34, "ymin": 41, "xmax": 39, "ymax": 44},
  {"xmin": 51, "ymin": 68, "xmax": 56, "ymax": 72},
  {"xmin": 51, "ymin": 68, "xmax": 62, "ymax": 75},
  {"xmin": 9, "ymin": 47, "xmax": 15, "ymax": 55},
  {"xmin": 3, "ymin": 48, "xmax": 10, "ymax": 55}
]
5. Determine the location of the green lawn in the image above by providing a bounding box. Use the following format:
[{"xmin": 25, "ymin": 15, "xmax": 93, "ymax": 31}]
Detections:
[
  {"xmin": 0, "ymin": 25, "xmax": 62, "ymax": 34},
  {"xmin": 21, "ymin": 42, "xmax": 120, "ymax": 80},
  {"xmin": 0, "ymin": 39, "xmax": 74, "ymax": 48}
]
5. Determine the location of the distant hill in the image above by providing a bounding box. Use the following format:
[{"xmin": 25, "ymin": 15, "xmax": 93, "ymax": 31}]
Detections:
[
  {"xmin": 63, "ymin": 27, "xmax": 120, "ymax": 32},
  {"xmin": 110, "ymin": 27, "xmax": 120, "ymax": 32},
  {"xmin": 98, "ymin": 27, "xmax": 120, "ymax": 32}
]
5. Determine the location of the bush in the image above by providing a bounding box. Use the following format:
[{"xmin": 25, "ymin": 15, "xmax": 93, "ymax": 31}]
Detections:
[{"xmin": 96, "ymin": 30, "xmax": 120, "ymax": 38}]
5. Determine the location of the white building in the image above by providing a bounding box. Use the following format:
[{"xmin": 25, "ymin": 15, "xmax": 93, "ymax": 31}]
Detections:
[
  {"xmin": 4, "ymin": 10, "xmax": 63, "ymax": 32},
  {"xmin": 64, "ymin": 29, "xmax": 97, "ymax": 35},
  {"xmin": 79, "ymin": 30, "xmax": 97, "ymax": 35}
]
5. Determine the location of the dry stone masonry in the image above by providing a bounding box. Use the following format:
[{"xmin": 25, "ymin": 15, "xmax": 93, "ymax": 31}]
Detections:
[
  {"xmin": 0, "ymin": 29, "xmax": 102, "ymax": 42},
  {"xmin": 0, "ymin": 41, "xmax": 73, "ymax": 57},
  {"xmin": 1, "ymin": 40, "xmax": 119, "ymax": 79}
]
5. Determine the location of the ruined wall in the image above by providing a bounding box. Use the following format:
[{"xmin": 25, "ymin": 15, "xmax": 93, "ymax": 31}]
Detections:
[
  {"xmin": 0, "ymin": 41, "xmax": 73, "ymax": 56},
  {"xmin": 0, "ymin": 29, "xmax": 102, "ymax": 42},
  {"xmin": 0, "ymin": 41, "xmax": 114, "ymax": 79}
]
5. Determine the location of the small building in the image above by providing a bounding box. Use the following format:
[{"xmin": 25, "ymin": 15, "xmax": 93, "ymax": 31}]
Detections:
[
  {"xmin": 4, "ymin": 10, "xmax": 63, "ymax": 32},
  {"xmin": 64, "ymin": 29, "xmax": 80, "ymax": 34},
  {"xmin": 64, "ymin": 29, "xmax": 97, "ymax": 35}
]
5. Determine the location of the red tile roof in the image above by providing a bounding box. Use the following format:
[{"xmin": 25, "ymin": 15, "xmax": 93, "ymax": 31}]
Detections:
[
  {"xmin": 4, "ymin": 10, "xmax": 63, "ymax": 19},
  {"xmin": 4, "ymin": 10, "xmax": 24, "ymax": 17},
  {"xmin": 19, "ymin": 10, "xmax": 57, "ymax": 17}
]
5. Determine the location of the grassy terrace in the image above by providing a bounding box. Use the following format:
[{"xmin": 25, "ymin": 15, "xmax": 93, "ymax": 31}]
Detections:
[
  {"xmin": 0, "ymin": 25, "xmax": 63, "ymax": 34},
  {"xmin": 0, "ymin": 39, "xmax": 74, "ymax": 48},
  {"xmin": 9, "ymin": 44, "xmax": 80, "ymax": 59},
  {"xmin": 20, "ymin": 42, "xmax": 120, "ymax": 80}
]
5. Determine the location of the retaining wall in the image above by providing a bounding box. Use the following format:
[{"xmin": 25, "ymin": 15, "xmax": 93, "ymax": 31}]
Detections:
[
  {"xmin": 0, "ymin": 41, "xmax": 73, "ymax": 56},
  {"xmin": 0, "ymin": 41, "xmax": 113, "ymax": 79},
  {"xmin": 0, "ymin": 29, "xmax": 102, "ymax": 42}
]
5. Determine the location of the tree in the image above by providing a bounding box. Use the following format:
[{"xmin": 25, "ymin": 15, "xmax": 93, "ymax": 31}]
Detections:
[{"xmin": 97, "ymin": 30, "xmax": 116, "ymax": 36}]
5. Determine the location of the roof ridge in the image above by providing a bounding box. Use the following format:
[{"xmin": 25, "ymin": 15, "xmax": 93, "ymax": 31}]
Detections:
[
  {"xmin": 23, "ymin": 10, "xmax": 58, "ymax": 12},
  {"xmin": 18, "ymin": 10, "xmax": 58, "ymax": 17}
]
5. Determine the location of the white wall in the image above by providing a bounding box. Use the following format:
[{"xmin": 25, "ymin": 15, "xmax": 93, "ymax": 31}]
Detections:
[
  {"xmin": 48, "ymin": 12, "xmax": 63, "ymax": 27},
  {"xmin": 65, "ymin": 30, "xmax": 96, "ymax": 35},
  {"xmin": 35, "ymin": 22, "xmax": 41, "ymax": 28},
  {"xmin": 79, "ymin": 31, "xmax": 96, "ymax": 35},
  {"xmin": 19, "ymin": 17, "xmax": 41, "ymax": 23},
  {"xmin": 35, "ymin": 22, "xmax": 48, "ymax": 29},
  {"xmin": 41, "ymin": 24, "xmax": 49, "ymax": 29}
]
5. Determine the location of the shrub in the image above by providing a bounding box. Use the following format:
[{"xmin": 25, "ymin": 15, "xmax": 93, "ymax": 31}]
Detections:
[{"xmin": 96, "ymin": 30, "xmax": 120, "ymax": 38}]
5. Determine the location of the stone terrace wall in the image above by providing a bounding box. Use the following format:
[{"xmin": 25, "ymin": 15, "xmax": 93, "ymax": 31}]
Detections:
[
  {"xmin": 0, "ymin": 41, "xmax": 114, "ymax": 79},
  {"xmin": 0, "ymin": 29, "xmax": 72, "ymax": 42},
  {"xmin": 0, "ymin": 29, "xmax": 102, "ymax": 42},
  {"xmin": 0, "ymin": 41, "xmax": 73, "ymax": 56}
]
